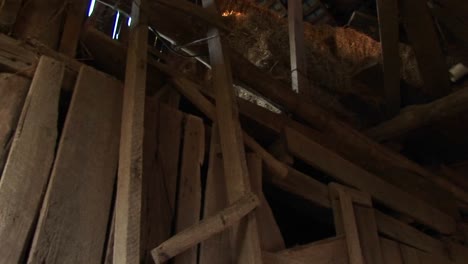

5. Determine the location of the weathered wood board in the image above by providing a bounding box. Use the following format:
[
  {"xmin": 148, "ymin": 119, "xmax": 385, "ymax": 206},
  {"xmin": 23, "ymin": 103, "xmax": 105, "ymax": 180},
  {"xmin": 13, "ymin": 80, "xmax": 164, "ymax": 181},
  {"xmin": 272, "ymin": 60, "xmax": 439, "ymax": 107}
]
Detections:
[
  {"xmin": 0, "ymin": 56, "xmax": 63, "ymax": 263},
  {"xmin": 0, "ymin": 73, "xmax": 30, "ymax": 173},
  {"xmin": 174, "ymin": 115, "xmax": 205, "ymax": 264},
  {"xmin": 27, "ymin": 66, "xmax": 122, "ymax": 263}
]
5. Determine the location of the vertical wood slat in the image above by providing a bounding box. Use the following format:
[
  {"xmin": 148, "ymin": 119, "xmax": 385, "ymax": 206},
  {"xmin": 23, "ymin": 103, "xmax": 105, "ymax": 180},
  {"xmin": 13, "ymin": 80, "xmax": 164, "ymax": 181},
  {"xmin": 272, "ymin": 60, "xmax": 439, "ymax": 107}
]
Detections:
[
  {"xmin": 376, "ymin": 0, "xmax": 400, "ymax": 115},
  {"xmin": 114, "ymin": 0, "xmax": 148, "ymax": 263},
  {"xmin": 0, "ymin": 74, "xmax": 30, "ymax": 173},
  {"xmin": 247, "ymin": 153, "xmax": 285, "ymax": 251},
  {"xmin": 27, "ymin": 66, "xmax": 123, "ymax": 263},
  {"xmin": 174, "ymin": 115, "xmax": 205, "ymax": 264},
  {"xmin": 381, "ymin": 238, "xmax": 404, "ymax": 264},
  {"xmin": 401, "ymin": 0, "xmax": 449, "ymax": 98},
  {"xmin": 59, "ymin": 0, "xmax": 89, "ymax": 56},
  {"xmin": 143, "ymin": 100, "xmax": 184, "ymax": 263},
  {"xmin": 199, "ymin": 125, "xmax": 232, "ymax": 264},
  {"xmin": 0, "ymin": 56, "xmax": 63, "ymax": 264},
  {"xmin": 288, "ymin": 0, "xmax": 309, "ymax": 94},
  {"xmin": 201, "ymin": 0, "xmax": 263, "ymax": 263}
]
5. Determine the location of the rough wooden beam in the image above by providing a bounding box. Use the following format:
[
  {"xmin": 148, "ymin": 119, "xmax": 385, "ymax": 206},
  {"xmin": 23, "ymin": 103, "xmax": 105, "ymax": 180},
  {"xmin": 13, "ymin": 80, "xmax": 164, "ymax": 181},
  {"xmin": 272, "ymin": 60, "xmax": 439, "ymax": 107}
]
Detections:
[
  {"xmin": 401, "ymin": 0, "xmax": 449, "ymax": 98},
  {"xmin": 59, "ymin": 0, "xmax": 89, "ymax": 56},
  {"xmin": 288, "ymin": 0, "xmax": 309, "ymax": 94},
  {"xmin": 114, "ymin": 0, "xmax": 148, "ymax": 263},
  {"xmin": 27, "ymin": 66, "xmax": 122, "ymax": 263},
  {"xmin": 285, "ymin": 126, "xmax": 456, "ymax": 234},
  {"xmin": 201, "ymin": 0, "xmax": 263, "ymax": 261},
  {"xmin": 151, "ymin": 193, "xmax": 260, "ymax": 264},
  {"xmin": 367, "ymin": 86, "xmax": 468, "ymax": 141},
  {"xmin": 277, "ymin": 236, "xmax": 348, "ymax": 264},
  {"xmin": 0, "ymin": 56, "xmax": 63, "ymax": 263},
  {"xmin": 376, "ymin": 0, "xmax": 400, "ymax": 115}
]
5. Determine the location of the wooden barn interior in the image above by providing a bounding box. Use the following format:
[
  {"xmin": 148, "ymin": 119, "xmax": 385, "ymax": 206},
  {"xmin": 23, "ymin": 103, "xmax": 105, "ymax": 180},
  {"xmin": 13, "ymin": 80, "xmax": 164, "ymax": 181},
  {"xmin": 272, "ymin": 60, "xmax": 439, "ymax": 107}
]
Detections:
[{"xmin": 1, "ymin": 0, "xmax": 468, "ymax": 263}]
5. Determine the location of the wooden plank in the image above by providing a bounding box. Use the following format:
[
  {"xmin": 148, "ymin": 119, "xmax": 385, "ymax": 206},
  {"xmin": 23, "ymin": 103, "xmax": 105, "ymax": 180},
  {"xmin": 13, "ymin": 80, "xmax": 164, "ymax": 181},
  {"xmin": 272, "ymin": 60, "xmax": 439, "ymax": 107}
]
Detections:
[
  {"xmin": 0, "ymin": 56, "xmax": 63, "ymax": 263},
  {"xmin": 380, "ymin": 238, "xmax": 404, "ymax": 264},
  {"xmin": 199, "ymin": 125, "xmax": 231, "ymax": 264},
  {"xmin": 262, "ymin": 251, "xmax": 305, "ymax": 264},
  {"xmin": 151, "ymin": 193, "xmax": 260, "ymax": 264},
  {"xmin": 401, "ymin": 0, "xmax": 449, "ymax": 98},
  {"xmin": 201, "ymin": 0, "xmax": 263, "ymax": 262},
  {"xmin": 114, "ymin": 0, "xmax": 148, "ymax": 263},
  {"xmin": 13, "ymin": 0, "xmax": 65, "ymax": 49},
  {"xmin": 336, "ymin": 189, "xmax": 365, "ymax": 264},
  {"xmin": 376, "ymin": 0, "xmax": 400, "ymax": 115},
  {"xmin": 278, "ymin": 236, "xmax": 349, "ymax": 264},
  {"xmin": 27, "ymin": 66, "xmax": 122, "ymax": 263},
  {"xmin": 142, "ymin": 100, "xmax": 183, "ymax": 263},
  {"xmin": 0, "ymin": 74, "xmax": 29, "ymax": 173},
  {"xmin": 375, "ymin": 211, "xmax": 446, "ymax": 255},
  {"xmin": 59, "ymin": 0, "xmax": 89, "ymax": 56},
  {"xmin": 354, "ymin": 205, "xmax": 385, "ymax": 264},
  {"xmin": 247, "ymin": 153, "xmax": 285, "ymax": 251},
  {"xmin": 0, "ymin": 0, "xmax": 23, "ymax": 33},
  {"xmin": 285, "ymin": 126, "xmax": 456, "ymax": 234},
  {"xmin": 173, "ymin": 115, "xmax": 205, "ymax": 264},
  {"xmin": 288, "ymin": 0, "xmax": 309, "ymax": 94}
]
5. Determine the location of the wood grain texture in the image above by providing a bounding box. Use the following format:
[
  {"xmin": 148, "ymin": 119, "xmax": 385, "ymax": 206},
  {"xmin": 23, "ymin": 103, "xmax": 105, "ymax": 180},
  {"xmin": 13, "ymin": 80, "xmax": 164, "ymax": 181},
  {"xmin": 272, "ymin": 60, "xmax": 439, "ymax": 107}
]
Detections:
[
  {"xmin": 247, "ymin": 153, "xmax": 285, "ymax": 251},
  {"xmin": 0, "ymin": 73, "xmax": 29, "ymax": 173},
  {"xmin": 27, "ymin": 66, "xmax": 122, "ymax": 263},
  {"xmin": 354, "ymin": 205, "xmax": 384, "ymax": 264},
  {"xmin": 199, "ymin": 125, "xmax": 232, "ymax": 264},
  {"xmin": 0, "ymin": 56, "xmax": 63, "ymax": 263},
  {"xmin": 285, "ymin": 126, "xmax": 456, "ymax": 234},
  {"xmin": 114, "ymin": 1, "xmax": 148, "ymax": 263},
  {"xmin": 173, "ymin": 115, "xmax": 205, "ymax": 264}
]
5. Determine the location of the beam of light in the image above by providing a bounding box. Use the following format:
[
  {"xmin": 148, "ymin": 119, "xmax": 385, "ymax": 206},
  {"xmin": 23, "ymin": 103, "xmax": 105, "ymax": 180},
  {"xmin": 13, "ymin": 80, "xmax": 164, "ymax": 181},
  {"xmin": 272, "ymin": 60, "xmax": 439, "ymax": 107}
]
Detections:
[
  {"xmin": 112, "ymin": 11, "xmax": 120, "ymax": 39},
  {"xmin": 88, "ymin": 0, "xmax": 96, "ymax": 17},
  {"xmin": 127, "ymin": 16, "xmax": 132, "ymax": 27}
]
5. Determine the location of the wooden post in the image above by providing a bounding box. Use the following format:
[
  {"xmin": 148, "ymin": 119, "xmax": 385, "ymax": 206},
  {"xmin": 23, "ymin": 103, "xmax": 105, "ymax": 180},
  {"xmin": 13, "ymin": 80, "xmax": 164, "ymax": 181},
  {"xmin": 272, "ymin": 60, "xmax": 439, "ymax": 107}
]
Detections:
[
  {"xmin": 201, "ymin": 0, "xmax": 263, "ymax": 262},
  {"xmin": 288, "ymin": 0, "xmax": 309, "ymax": 94},
  {"xmin": 376, "ymin": 0, "xmax": 400, "ymax": 115},
  {"xmin": 59, "ymin": 0, "xmax": 89, "ymax": 56},
  {"xmin": 114, "ymin": 0, "xmax": 148, "ymax": 263},
  {"xmin": 0, "ymin": 56, "xmax": 63, "ymax": 263},
  {"xmin": 401, "ymin": 0, "xmax": 449, "ymax": 98}
]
